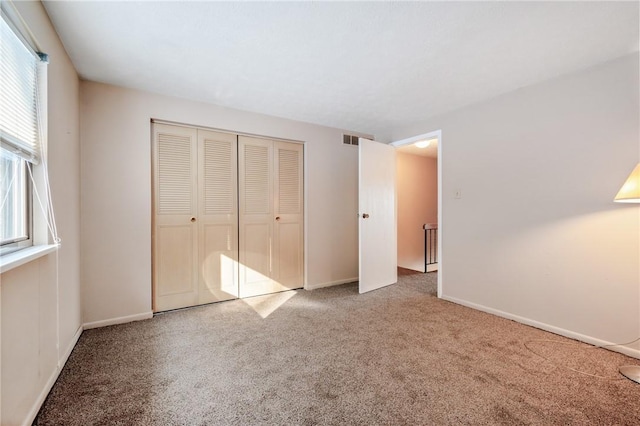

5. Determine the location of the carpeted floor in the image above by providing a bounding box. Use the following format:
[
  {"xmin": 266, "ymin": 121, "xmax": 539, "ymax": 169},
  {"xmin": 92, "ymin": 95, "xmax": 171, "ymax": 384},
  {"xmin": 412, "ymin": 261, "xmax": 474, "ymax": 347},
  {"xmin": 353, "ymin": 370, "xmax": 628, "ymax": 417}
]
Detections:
[{"xmin": 35, "ymin": 269, "xmax": 640, "ymax": 425}]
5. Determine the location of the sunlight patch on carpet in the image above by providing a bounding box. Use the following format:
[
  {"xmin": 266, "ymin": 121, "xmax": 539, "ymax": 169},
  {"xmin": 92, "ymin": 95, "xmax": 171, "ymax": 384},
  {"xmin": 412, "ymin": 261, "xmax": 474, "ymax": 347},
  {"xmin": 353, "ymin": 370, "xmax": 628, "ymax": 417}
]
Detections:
[{"xmin": 242, "ymin": 290, "xmax": 297, "ymax": 318}]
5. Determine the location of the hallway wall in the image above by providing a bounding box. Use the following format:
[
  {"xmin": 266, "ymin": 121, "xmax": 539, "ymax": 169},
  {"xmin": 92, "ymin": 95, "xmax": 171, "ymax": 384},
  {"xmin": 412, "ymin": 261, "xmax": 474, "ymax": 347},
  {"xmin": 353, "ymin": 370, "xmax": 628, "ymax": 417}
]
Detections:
[{"xmin": 397, "ymin": 152, "xmax": 438, "ymax": 272}]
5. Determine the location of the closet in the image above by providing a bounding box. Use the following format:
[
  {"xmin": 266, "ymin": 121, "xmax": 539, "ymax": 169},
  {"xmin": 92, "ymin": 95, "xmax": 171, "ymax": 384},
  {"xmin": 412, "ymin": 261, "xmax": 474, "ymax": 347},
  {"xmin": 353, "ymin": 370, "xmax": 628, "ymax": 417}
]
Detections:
[{"xmin": 152, "ymin": 123, "xmax": 303, "ymax": 312}]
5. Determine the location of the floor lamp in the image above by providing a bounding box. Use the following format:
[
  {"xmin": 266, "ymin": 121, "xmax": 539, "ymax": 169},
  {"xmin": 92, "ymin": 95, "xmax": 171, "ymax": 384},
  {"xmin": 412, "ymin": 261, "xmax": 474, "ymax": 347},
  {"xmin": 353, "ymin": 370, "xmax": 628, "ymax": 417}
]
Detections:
[{"xmin": 614, "ymin": 162, "xmax": 640, "ymax": 383}]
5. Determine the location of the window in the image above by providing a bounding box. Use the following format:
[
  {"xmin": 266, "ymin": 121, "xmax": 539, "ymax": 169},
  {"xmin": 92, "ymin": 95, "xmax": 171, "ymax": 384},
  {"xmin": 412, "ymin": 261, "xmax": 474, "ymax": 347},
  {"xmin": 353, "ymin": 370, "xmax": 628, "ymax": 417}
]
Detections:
[
  {"xmin": 0, "ymin": 11, "xmax": 42, "ymax": 254},
  {"xmin": 1, "ymin": 149, "xmax": 29, "ymax": 246}
]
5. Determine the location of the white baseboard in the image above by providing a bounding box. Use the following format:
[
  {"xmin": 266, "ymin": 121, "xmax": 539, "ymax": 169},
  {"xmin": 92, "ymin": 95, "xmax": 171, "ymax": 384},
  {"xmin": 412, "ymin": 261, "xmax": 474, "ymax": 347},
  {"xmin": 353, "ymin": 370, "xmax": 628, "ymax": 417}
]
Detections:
[
  {"xmin": 23, "ymin": 311, "xmax": 153, "ymax": 425},
  {"xmin": 24, "ymin": 363, "xmax": 59, "ymax": 426},
  {"xmin": 83, "ymin": 311, "xmax": 153, "ymax": 330},
  {"xmin": 59, "ymin": 325, "xmax": 83, "ymax": 368},
  {"xmin": 306, "ymin": 277, "xmax": 358, "ymax": 291},
  {"xmin": 24, "ymin": 325, "xmax": 83, "ymax": 426},
  {"xmin": 441, "ymin": 294, "xmax": 640, "ymax": 360}
]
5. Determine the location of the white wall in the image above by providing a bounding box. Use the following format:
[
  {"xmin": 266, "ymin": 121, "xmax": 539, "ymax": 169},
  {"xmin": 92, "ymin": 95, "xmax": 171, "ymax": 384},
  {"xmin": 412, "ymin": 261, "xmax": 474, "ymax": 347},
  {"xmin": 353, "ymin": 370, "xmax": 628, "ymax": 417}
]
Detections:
[
  {"xmin": 397, "ymin": 152, "xmax": 438, "ymax": 272},
  {"xmin": 1, "ymin": 1, "xmax": 81, "ymax": 424},
  {"xmin": 80, "ymin": 82, "xmax": 363, "ymax": 325},
  {"xmin": 393, "ymin": 54, "xmax": 640, "ymax": 354}
]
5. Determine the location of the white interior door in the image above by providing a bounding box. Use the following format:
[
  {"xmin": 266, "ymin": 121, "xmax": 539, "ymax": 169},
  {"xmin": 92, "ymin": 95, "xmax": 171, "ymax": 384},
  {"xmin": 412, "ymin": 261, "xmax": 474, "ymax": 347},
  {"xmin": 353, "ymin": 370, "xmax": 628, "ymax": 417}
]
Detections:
[
  {"xmin": 238, "ymin": 136, "xmax": 275, "ymax": 298},
  {"xmin": 154, "ymin": 124, "xmax": 305, "ymax": 309},
  {"xmin": 153, "ymin": 124, "xmax": 198, "ymax": 311},
  {"xmin": 197, "ymin": 129, "xmax": 238, "ymax": 304},
  {"xmin": 359, "ymin": 138, "xmax": 397, "ymax": 293},
  {"xmin": 238, "ymin": 136, "xmax": 304, "ymax": 297},
  {"xmin": 272, "ymin": 141, "xmax": 304, "ymax": 289}
]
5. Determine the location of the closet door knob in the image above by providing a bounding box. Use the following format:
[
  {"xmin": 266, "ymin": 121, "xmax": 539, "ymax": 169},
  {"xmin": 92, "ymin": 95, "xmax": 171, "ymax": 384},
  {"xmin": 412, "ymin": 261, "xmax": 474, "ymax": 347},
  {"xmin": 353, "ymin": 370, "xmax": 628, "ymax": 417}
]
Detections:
[
  {"xmin": 275, "ymin": 216, "xmax": 281, "ymax": 221},
  {"xmin": 190, "ymin": 217, "xmax": 196, "ymax": 222}
]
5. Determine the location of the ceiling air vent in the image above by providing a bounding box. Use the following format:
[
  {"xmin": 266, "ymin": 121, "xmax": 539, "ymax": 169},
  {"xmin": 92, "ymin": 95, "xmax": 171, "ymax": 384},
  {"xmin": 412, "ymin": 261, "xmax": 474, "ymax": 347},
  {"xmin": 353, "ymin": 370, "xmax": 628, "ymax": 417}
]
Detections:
[{"xmin": 343, "ymin": 134, "xmax": 359, "ymax": 146}]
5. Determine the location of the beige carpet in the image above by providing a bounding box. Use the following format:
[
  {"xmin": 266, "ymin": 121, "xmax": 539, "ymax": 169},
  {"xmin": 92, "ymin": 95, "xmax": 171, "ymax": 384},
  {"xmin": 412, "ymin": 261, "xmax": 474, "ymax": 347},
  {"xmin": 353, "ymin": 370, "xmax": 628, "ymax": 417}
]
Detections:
[{"xmin": 35, "ymin": 269, "xmax": 640, "ymax": 425}]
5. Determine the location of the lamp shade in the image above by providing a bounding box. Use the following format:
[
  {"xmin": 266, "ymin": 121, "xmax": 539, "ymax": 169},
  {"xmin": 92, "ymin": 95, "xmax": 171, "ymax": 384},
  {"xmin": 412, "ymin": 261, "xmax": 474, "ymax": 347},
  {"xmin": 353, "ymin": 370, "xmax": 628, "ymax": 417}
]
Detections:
[{"xmin": 614, "ymin": 162, "xmax": 640, "ymax": 203}]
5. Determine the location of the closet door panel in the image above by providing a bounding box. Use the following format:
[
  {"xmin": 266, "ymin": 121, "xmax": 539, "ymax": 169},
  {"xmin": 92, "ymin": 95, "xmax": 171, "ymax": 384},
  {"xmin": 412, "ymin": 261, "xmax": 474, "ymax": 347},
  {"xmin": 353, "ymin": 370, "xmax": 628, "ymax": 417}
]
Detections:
[
  {"xmin": 273, "ymin": 222, "xmax": 303, "ymax": 288},
  {"xmin": 238, "ymin": 136, "xmax": 276, "ymax": 298},
  {"xmin": 239, "ymin": 223, "xmax": 273, "ymax": 297},
  {"xmin": 155, "ymin": 224, "xmax": 197, "ymax": 309},
  {"xmin": 273, "ymin": 141, "xmax": 304, "ymax": 289},
  {"xmin": 198, "ymin": 130, "xmax": 238, "ymax": 304},
  {"xmin": 153, "ymin": 124, "xmax": 198, "ymax": 311},
  {"xmin": 200, "ymin": 223, "xmax": 237, "ymax": 303}
]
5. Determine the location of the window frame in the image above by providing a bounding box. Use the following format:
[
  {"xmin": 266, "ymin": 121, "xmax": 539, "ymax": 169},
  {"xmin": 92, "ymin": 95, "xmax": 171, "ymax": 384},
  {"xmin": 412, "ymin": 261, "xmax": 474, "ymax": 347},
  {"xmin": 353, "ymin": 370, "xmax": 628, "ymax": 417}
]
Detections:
[
  {"xmin": 0, "ymin": 151, "xmax": 33, "ymax": 254},
  {"xmin": 0, "ymin": 4, "xmax": 43, "ymax": 257}
]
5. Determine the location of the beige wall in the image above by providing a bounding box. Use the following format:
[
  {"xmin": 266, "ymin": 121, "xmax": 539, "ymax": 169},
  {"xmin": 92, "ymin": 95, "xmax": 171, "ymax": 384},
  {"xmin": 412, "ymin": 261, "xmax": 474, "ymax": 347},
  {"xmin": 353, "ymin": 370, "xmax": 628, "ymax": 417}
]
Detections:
[
  {"xmin": 2, "ymin": 6, "xmax": 636, "ymax": 424},
  {"xmin": 1, "ymin": 1, "xmax": 81, "ymax": 425},
  {"xmin": 392, "ymin": 53, "xmax": 640, "ymax": 355},
  {"xmin": 80, "ymin": 82, "xmax": 363, "ymax": 325},
  {"xmin": 397, "ymin": 153, "xmax": 437, "ymax": 272}
]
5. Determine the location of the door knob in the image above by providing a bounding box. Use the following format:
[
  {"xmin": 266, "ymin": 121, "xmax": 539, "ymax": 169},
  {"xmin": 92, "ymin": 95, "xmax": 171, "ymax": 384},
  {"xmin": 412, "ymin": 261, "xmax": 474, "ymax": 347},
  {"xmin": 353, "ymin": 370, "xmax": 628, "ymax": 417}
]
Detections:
[
  {"xmin": 275, "ymin": 216, "xmax": 281, "ymax": 221},
  {"xmin": 190, "ymin": 217, "xmax": 196, "ymax": 222},
  {"xmin": 362, "ymin": 213, "xmax": 370, "ymax": 219}
]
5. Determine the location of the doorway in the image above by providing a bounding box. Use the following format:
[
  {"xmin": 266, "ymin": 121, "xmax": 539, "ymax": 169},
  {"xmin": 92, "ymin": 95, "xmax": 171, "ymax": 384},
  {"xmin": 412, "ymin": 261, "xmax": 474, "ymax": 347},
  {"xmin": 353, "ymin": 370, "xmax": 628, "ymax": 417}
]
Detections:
[{"xmin": 391, "ymin": 130, "xmax": 442, "ymax": 297}]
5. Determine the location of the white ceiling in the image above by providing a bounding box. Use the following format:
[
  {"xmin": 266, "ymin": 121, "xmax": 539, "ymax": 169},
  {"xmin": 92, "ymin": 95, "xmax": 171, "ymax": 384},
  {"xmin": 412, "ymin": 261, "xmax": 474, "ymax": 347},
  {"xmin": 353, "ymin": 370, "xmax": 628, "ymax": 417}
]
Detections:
[{"xmin": 43, "ymin": 1, "xmax": 639, "ymax": 142}]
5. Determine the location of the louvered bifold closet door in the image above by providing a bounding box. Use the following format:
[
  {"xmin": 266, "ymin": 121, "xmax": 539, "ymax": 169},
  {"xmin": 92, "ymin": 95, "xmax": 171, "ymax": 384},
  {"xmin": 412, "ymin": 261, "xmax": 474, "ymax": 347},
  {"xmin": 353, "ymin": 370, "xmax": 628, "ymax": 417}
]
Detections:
[
  {"xmin": 273, "ymin": 141, "xmax": 304, "ymax": 289},
  {"xmin": 197, "ymin": 129, "xmax": 239, "ymax": 304},
  {"xmin": 238, "ymin": 136, "xmax": 277, "ymax": 298},
  {"xmin": 238, "ymin": 137, "xmax": 304, "ymax": 298},
  {"xmin": 153, "ymin": 124, "xmax": 198, "ymax": 311}
]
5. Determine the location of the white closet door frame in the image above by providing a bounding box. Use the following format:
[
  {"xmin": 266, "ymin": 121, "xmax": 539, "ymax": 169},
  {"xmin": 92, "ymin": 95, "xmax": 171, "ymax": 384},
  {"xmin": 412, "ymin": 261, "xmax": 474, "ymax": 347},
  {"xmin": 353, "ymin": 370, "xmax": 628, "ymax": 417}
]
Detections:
[{"xmin": 153, "ymin": 121, "xmax": 305, "ymax": 309}]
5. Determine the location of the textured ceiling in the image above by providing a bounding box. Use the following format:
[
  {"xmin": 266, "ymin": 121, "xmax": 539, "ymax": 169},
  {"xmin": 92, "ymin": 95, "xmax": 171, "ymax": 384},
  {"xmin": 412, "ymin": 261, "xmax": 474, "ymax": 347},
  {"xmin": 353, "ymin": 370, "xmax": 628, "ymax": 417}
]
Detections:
[{"xmin": 43, "ymin": 1, "xmax": 638, "ymax": 142}]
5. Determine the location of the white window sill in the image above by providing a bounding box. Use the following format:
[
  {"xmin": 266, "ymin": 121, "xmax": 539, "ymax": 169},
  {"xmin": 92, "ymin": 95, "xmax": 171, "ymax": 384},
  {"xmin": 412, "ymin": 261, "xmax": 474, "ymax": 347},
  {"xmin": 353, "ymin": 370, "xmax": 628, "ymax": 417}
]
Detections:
[{"xmin": 0, "ymin": 244, "xmax": 59, "ymax": 274}]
